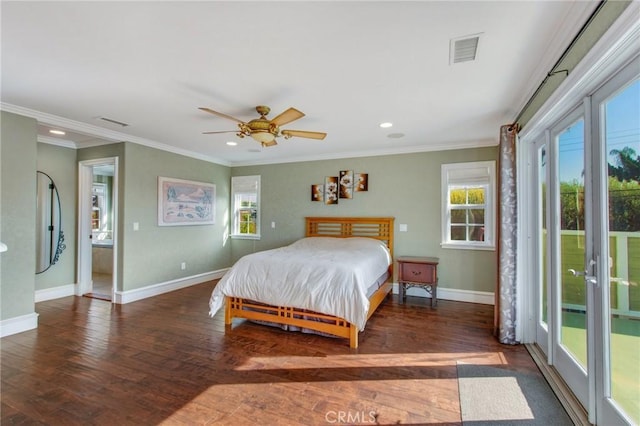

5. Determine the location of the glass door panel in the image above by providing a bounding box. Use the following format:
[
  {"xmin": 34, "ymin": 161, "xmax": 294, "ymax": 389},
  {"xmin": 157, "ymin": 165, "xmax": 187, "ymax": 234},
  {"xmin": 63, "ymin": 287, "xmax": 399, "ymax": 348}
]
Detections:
[
  {"xmin": 535, "ymin": 138, "xmax": 550, "ymax": 355},
  {"xmin": 558, "ymin": 118, "xmax": 588, "ymax": 370},
  {"xmin": 602, "ymin": 78, "xmax": 640, "ymax": 424},
  {"xmin": 541, "ymin": 145, "xmax": 549, "ymax": 326},
  {"xmin": 550, "ymin": 111, "xmax": 589, "ymax": 409}
]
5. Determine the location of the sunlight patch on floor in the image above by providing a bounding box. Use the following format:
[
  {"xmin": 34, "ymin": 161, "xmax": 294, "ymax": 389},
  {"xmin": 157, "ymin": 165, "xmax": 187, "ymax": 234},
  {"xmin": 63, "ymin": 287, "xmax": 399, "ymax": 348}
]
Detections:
[
  {"xmin": 160, "ymin": 378, "xmax": 461, "ymax": 425},
  {"xmin": 234, "ymin": 351, "xmax": 508, "ymax": 371}
]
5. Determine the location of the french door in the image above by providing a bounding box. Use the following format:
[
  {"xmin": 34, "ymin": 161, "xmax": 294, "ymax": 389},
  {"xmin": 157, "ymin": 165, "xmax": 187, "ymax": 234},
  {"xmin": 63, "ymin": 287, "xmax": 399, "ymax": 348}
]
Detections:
[
  {"xmin": 533, "ymin": 57, "xmax": 639, "ymax": 425},
  {"xmin": 590, "ymin": 60, "xmax": 639, "ymax": 426},
  {"xmin": 549, "ymin": 107, "xmax": 590, "ymax": 409}
]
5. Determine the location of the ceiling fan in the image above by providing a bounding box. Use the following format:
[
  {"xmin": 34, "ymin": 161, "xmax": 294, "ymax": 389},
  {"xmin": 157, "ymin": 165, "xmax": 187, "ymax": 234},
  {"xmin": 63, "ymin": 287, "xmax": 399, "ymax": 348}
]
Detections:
[{"xmin": 199, "ymin": 105, "xmax": 327, "ymax": 147}]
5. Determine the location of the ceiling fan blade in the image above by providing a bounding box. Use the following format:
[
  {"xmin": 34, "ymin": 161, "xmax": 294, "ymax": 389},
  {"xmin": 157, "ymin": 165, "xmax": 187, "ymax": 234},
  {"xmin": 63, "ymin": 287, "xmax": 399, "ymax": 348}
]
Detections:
[
  {"xmin": 281, "ymin": 130, "xmax": 327, "ymax": 140},
  {"xmin": 202, "ymin": 130, "xmax": 238, "ymax": 134},
  {"xmin": 271, "ymin": 107, "xmax": 305, "ymax": 126},
  {"xmin": 199, "ymin": 107, "xmax": 245, "ymax": 124}
]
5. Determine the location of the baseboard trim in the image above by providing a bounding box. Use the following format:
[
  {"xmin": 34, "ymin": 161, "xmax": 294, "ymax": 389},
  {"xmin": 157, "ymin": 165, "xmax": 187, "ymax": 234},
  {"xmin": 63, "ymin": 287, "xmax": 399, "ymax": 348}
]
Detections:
[
  {"xmin": 393, "ymin": 283, "xmax": 494, "ymax": 305},
  {"xmin": 0, "ymin": 312, "xmax": 39, "ymax": 338},
  {"xmin": 114, "ymin": 268, "xmax": 228, "ymax": 304},
  {"xmin": 35, "ymin": 284, "xmax": 76, "ymax": 302},
  {"xmin": 525, "ymin": 343, "xmax": 589, "ymax": 426}
]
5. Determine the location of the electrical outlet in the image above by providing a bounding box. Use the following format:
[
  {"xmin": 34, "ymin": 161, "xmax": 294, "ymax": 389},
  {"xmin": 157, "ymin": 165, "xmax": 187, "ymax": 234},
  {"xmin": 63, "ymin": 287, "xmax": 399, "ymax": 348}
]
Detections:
[
  {"xmin": 180, "ymin": 262, "xmax": 186, "ymax": 270},
  {"xmin": 271, "ymin": 221, "xmax": 276, "ymax": 229}
]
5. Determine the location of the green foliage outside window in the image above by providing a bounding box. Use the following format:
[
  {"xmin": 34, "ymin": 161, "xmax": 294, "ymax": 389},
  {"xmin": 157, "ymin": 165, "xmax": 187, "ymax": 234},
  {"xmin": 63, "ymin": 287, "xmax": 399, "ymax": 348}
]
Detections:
[
  {"xmin": 238, "ymin": 208, "xmax": 257, "ymax": 234},
  {"xmin": 449, "ymin": 186, "xmax": 486, "ymax": 242},
  {"xmin": 450, "ymin": 187, "xmax": 485, "ymax": 204},
  {"xmin": 559, "ymin": 178, "xmax": 639, "ymax": 232}
]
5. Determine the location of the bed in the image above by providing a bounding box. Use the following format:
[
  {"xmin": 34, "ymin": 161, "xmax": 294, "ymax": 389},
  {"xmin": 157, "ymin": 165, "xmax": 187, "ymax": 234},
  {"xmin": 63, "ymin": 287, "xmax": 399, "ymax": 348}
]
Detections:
[{"xmin": 209, "ymin": 217, "xmax": 394, "ymax": 348}]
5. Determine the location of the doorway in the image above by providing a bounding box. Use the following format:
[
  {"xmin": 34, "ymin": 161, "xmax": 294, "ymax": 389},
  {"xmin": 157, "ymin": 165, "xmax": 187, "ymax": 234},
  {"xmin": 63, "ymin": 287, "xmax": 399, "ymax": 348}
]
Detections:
[{"xmin": 78, "ymin": 157, "xmax": 118, "ymax": 302}]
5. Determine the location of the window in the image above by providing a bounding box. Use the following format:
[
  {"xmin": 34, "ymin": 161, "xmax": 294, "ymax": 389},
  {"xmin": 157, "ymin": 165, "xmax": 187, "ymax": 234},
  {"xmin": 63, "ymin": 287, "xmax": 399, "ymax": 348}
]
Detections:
[
  {"xmin": 441, "ymin": 161, "xmax": 495, "ymax": 250},
  {"xmin": 231, "ymin": 175, "xmax": 260, "ymax": 239}
]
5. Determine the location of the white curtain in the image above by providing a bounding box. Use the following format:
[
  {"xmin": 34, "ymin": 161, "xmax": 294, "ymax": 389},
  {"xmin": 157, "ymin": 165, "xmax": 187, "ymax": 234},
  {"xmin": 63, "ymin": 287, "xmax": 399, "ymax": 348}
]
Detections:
[{"xmin": 497, "ymin": 124, "xmax": 518, "ymax": 344}]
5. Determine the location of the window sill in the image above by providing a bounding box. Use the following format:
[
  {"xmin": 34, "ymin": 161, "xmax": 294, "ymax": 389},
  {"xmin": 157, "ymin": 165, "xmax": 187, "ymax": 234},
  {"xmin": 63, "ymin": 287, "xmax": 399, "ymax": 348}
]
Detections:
[
  {"xmin": 441, "ymin": 242, "xmax": 495, "ymax": 251},
  {"xmin": 231, "ymin": 234, "xmax": 261, "ymax": 240}
]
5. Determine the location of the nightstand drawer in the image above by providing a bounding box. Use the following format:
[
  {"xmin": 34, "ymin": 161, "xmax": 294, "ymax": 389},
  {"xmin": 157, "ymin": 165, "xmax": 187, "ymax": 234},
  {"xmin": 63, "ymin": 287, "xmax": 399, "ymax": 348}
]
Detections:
[{"xmin": 400, "ymin": 262, "xmax": 436, "ymax": 284}]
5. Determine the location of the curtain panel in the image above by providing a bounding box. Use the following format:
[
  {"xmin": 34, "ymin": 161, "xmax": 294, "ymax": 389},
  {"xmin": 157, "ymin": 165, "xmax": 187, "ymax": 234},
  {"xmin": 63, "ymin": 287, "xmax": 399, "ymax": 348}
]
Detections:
[{"xmin": 496, "ymin": 124, "xmax": 518, "ymax": 344}]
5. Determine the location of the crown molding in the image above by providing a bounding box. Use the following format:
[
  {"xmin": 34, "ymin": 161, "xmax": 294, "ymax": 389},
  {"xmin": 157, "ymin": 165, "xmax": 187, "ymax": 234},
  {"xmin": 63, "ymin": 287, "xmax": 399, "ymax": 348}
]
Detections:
[
  {"xmin": 229, "ymin": 138, "xmax": 498, "ymax": 167},
  {"xmin": 4, "ymin": 102, "xmax": 498, "ymax": 169},
  {"xmin": 2, "ymin": 103, "xmax": 125, "ymax": 142},
  {"xmin": 519, "ymin": 1, "xmax": 640, "ymax": 143},
  {"xmin": 37, "ymin": 135, "xmax": 77, "ymax": 149},
  {"xmin": 1, "ymin": 103, "xmax": 232, "ymax": 167},
  {"xmin": 510, "ymin": 1, "xmax": 601, "ymax": 123}
]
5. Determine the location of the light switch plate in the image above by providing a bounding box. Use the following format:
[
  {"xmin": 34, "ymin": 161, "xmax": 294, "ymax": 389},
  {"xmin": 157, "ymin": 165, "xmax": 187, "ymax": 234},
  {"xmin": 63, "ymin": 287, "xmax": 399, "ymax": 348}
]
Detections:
[{"xmin": 399, "ymin": 224, "xmax": 408, "ymax": 232}]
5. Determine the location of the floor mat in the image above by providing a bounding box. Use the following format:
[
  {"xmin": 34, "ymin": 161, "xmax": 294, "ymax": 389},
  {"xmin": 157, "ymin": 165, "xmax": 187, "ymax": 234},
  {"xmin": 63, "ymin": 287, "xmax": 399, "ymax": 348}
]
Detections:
[{"xmin": 457, "ymin": 362, "xmax": 572, "ymax": 425}]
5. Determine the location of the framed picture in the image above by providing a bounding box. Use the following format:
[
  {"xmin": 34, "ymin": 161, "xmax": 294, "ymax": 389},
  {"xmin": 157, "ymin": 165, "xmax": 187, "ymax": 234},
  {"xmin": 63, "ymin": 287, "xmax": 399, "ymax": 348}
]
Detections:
[
  {"xmin": 324, "ymin": 176, "xmax": 338, "ymax": 205},
  {"xmin": 354, "ymin": 173, "xmax": 368, "ymax": 191},
  {"xmin": 339, "ymin": 170, "xmax": 353, "ymax": 199},
  {"xmin": 158, "ymin": 177, "xmax": 215, "ymax": 226},
  {"xmin": 311, "ymin": 184, "xmax": 324, "ymax": 202}
]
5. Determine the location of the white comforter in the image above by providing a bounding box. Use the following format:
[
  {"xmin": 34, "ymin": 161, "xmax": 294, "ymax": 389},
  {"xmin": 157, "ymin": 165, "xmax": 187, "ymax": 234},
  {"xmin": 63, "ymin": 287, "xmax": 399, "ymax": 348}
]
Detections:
[{"xmin": 209, "ymin": 237, "xmax": 392, "ymax": 330}]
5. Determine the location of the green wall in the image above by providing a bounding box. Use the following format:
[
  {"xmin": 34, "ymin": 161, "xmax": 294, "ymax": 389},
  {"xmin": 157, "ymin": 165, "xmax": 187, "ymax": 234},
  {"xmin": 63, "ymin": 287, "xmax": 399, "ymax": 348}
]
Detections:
[
  {"xmin": 78, "ymin": 142, "xmax": 231, "ymax": 292},
  {"xmin": 1, "ymin": 112, "xmax": 37, "ymax": 321},
  {"xmin": 119, "ymin": 143, "xmax": 231, "ymax": 290},
  {"xmin": 36, "ymin": 143, "xmax": 77, "ymax": 291},
  {"xmin": 232, "ymin": 147, "xmax": 498, "ymax": 294}
]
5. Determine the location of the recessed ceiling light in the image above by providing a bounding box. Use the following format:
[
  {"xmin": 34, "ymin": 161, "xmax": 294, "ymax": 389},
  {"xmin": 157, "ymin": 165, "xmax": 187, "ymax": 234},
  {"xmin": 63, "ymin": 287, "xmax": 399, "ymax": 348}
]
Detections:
[
  {"xmin": 49, "ymin": 129, "xmax": 66, "ymax": 135},
  {"xmin": 226, "ymin": 141, "xmax": 237, "ymax": 146},
  {"xmin": 379, "ymin": 122, "xmax": 393, "ymax": 128}
]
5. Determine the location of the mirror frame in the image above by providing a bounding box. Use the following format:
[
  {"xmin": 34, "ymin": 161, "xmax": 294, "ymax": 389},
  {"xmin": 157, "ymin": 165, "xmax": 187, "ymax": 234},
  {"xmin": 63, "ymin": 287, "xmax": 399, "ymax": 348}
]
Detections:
[{"xmin": 36, "ymin": 171, "xmax": 66, "ymax": 274}]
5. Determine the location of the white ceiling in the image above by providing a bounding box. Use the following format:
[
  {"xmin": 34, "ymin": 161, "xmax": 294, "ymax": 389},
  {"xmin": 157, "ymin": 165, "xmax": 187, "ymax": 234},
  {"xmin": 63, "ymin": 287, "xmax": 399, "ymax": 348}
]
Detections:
[{"xmin": 1, "ymin": 1, "xmax": 597, "ymax": 166}]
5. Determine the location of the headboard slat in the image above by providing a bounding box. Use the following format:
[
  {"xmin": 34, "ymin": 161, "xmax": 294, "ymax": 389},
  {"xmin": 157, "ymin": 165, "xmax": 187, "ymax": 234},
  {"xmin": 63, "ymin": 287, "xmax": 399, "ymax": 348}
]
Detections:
[{"xmin": 305, "ymin": 217, "xmax": 394, "ymax": 258}]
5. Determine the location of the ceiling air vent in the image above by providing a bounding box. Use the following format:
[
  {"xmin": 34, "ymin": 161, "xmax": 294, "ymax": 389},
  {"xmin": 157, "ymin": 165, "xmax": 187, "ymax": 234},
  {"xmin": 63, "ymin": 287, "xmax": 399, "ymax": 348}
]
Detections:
[
  {"xmin": 98, "ymin": 117, "xmax": 129, "ymax": 127},
  {"xmin": 450, "ymin": 34, "xmax": 481, "ymax": 64}
]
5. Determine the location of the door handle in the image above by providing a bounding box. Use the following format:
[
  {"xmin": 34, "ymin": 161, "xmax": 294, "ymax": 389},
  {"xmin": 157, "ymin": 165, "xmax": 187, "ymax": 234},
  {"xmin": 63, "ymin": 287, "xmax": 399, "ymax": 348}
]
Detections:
[{"xmin": 568, "ymin": 269, "xmax": 598, "ymax": 287}]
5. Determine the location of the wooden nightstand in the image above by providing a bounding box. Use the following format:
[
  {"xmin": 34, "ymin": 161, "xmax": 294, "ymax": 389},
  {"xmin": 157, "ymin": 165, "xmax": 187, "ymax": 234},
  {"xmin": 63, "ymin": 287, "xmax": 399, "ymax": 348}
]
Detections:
[{"xmin": 397, "ymin": 256, "xmax": 439, "ymax": 307}]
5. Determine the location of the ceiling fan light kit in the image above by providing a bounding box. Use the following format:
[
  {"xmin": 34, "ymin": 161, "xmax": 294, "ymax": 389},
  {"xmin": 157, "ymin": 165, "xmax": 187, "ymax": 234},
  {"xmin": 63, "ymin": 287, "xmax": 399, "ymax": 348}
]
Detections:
[{"xmin": 200, "ymin": 105, "xmax": 326, "ymax": 147}]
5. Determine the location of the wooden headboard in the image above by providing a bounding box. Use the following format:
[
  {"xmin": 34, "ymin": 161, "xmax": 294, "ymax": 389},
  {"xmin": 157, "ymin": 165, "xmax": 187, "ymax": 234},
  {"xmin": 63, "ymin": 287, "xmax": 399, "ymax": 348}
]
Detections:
[{"xmin": 305, "ymin": 217, "xmax": 394, "ymax": 258}]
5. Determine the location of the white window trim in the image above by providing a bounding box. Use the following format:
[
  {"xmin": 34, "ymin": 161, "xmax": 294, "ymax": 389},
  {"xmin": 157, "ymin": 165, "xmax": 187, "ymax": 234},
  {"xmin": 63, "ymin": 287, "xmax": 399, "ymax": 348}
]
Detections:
[
  {"xmin": 441, "ymin": 161, "xmax": 496, "ymax": 251},
  {"xmin": 231, "ymin": 175, "xmax": 261, "ymax": 240}
]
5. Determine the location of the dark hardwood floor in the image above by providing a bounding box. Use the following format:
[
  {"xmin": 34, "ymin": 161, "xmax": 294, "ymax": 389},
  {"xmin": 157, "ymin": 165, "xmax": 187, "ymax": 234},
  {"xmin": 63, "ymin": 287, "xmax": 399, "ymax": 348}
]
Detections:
[{"xmin": 2, "ymin": 281, "xmax": 549, "ymax": 425}]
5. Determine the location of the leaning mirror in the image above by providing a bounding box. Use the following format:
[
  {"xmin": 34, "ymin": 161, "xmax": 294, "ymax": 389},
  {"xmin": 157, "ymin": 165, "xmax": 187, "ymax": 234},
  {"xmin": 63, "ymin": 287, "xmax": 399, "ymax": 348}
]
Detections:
[{"xmin": 36, "ymin": 171, "xmax": 66, "ymax": 273}]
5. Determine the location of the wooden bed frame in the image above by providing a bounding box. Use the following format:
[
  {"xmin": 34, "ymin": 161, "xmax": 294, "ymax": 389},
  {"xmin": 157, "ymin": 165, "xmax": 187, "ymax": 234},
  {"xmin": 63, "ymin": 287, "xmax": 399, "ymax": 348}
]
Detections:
[{"xmin": 224, "ymin": 216, "xmax": 395, "ymax": 348}]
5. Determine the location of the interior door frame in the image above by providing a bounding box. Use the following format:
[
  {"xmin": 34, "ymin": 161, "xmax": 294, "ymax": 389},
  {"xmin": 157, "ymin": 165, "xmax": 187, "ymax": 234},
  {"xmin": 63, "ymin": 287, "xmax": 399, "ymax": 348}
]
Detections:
[{"xmin": 77, "ymin": 157, "xmax": 118, "ymax": 300}]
